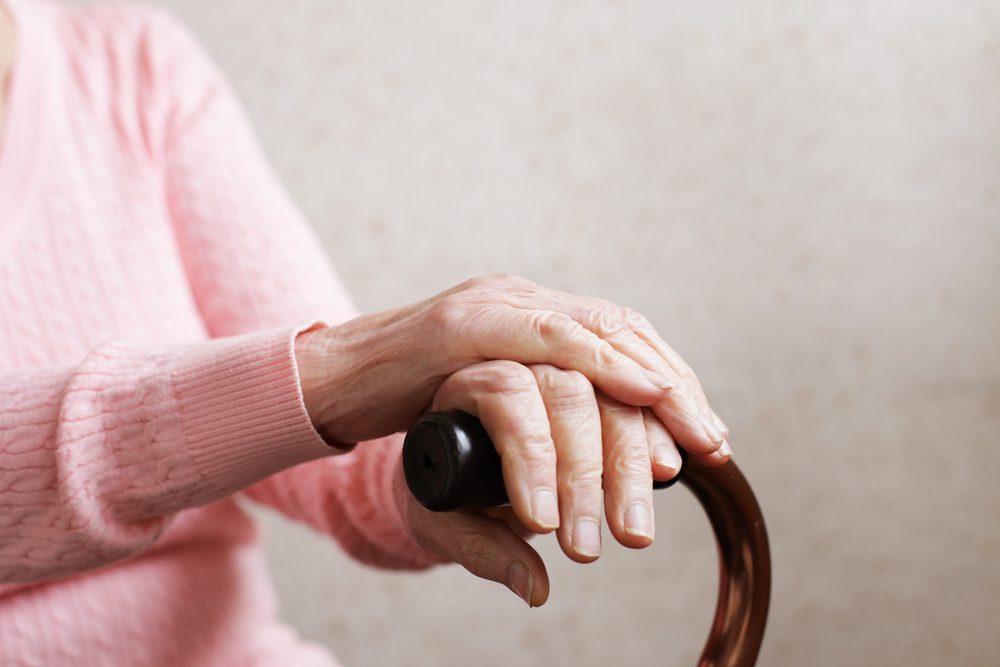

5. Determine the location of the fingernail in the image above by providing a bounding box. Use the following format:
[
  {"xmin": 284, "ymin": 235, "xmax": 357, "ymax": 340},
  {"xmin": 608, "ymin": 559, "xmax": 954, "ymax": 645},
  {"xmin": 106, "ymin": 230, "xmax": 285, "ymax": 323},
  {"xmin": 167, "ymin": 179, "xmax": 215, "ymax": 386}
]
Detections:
[
  {"xmin": 506, "ymin": 560, "xmax": 534, "ymax": 606},
  {"xmin": 719, "ymin": 440, "xmax": 732, "ymax": 458},
  {"xmin": 572, "ymin": 519, "xmax": 602, "ymax": 558},
  {"xmin": 642, "ymin": 368, "xmax": 674, "ymax": 391},
  {"xmin": 653, "ymin": 445, "xmax": 681, "ymax": 471},
  {"xmin": 701, "ymin": 413, "xmax": 724, "ymax": 444},
  {"xmin": 531, "ymin": 489, "xmax": 560, "ymax": 529},
  {"xmin": 624, "ymin": 503, "xmax": 653, "ymax": 539}
]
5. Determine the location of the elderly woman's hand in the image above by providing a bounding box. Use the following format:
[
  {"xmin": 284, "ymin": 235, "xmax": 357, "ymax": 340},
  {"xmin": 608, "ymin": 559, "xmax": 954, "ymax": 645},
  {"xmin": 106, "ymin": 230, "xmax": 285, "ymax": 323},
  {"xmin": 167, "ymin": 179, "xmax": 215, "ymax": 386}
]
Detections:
[
  {"xmin": 296, "ymin": 273, "xmax": 730, "ymax": 605},
  {"xmin": 389, "ymin": 359, "xmax": 727, "ymax": 607}
]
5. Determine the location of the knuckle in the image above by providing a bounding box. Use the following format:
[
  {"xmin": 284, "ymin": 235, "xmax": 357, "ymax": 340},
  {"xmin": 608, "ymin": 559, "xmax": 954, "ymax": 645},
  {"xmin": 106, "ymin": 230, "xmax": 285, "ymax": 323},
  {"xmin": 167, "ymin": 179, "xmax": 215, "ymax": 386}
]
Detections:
[
  {"xmin": 518, "ymin": 433, "xmax": 557, "ymax": 463},
  {"xmin": 506, "ymin": 434, "xmax": 557, "ymax": 476},
  {"xmin": 590, "ymin": 337, "xmax": 623, "ymax": 369},
  {"xmin": 428, "ymin": 296, "xmax": 468, "ymax": 333},
  {"xmin": 540, "ymin": 369, "xmax": 594, "ymax": 407},
  {"xmin": 532, "ymin": 310, "xmax": 576, "ymax": 341},
  {"xmin": 562, "ymin": 466, "xmax": 603, "ymax": 491},
  {"xmin": 609, "ymin": 450, "xmax": 652, "ymax": 480},
  {"xmin": 453, "ymin": 534, "xmax": 493, "ymax": 568},
  {"xmin": 479, "ymin": 361, "xmax": 536, "ymax": 395},
  {"xmin": 668, "ymin": 380, "xmax": 699, "ymax": 409},
  {"xmin": 620, "ymin": 306, "xmax": 651, "ymax": 330},
  {"xmin": 527, "ymin": 362, "xmax": 559, "ymax": 375},
  {"xmin": 590, "ymin": 308, "xmax": 630, "ymax": 338}
]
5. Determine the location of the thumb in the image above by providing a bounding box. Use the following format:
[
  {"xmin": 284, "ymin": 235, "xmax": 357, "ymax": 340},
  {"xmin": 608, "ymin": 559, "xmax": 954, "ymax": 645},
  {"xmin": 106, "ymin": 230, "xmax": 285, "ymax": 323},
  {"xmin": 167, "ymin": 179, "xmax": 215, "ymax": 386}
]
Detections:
[
  {"xmin": 421, "ymin": 509, "xmax": 550, "ymax": 607},
  {"xmin": 391, "ymin": 453, "xmax": 550, "ymax": 606}
]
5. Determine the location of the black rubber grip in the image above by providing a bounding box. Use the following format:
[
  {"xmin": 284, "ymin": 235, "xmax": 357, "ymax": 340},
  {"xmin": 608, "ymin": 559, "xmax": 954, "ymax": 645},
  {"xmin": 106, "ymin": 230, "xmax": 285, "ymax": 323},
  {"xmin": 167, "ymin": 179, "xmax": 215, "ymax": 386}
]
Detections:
[{"xmin": 402, "ymin": 409, "xmax": 682, "ymax": 512}]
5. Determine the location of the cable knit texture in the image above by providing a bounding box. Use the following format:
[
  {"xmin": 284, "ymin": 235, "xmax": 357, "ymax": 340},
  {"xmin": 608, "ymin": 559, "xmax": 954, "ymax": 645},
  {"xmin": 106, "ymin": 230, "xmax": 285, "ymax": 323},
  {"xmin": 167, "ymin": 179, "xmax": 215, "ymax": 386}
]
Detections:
[{"xmin": 0, "ymin": 1, "xmax": 448, "ymax": 664}]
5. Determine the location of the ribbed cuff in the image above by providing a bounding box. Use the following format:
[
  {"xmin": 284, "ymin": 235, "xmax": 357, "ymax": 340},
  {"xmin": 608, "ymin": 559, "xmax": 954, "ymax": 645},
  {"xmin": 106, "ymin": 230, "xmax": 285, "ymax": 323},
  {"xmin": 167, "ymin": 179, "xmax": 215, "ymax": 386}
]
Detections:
[{"xmin": 173, "ymin": 321, "xmax": 349, "ymax": 497}]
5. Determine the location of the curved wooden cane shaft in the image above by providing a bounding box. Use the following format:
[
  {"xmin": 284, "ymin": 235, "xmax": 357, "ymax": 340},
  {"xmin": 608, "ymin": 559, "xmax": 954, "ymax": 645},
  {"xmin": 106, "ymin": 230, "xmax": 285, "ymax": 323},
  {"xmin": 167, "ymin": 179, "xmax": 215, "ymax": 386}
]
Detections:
[
  {"xmin": 402, "ymin": 410, "xmax": 771, "ymax": 667},
  {"xmin": 675, "ymin": 455, "xmax": 770, "ymax": 667}
]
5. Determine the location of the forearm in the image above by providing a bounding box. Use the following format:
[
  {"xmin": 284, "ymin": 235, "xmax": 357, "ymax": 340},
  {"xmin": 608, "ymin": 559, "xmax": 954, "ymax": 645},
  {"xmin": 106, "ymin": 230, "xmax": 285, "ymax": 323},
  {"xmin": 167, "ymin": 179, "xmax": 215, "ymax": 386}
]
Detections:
[{"xmin": 0, "ymin": 324, "xmax": 340, "ymax": 584}]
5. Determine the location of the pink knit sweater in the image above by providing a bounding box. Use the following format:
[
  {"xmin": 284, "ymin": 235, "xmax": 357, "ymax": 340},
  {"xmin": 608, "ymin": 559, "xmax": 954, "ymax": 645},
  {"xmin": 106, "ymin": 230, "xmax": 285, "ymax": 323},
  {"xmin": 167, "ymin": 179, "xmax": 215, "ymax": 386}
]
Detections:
[{"xmin": 0, "ymin": 1, "xmax": 449, "ymax": 664}]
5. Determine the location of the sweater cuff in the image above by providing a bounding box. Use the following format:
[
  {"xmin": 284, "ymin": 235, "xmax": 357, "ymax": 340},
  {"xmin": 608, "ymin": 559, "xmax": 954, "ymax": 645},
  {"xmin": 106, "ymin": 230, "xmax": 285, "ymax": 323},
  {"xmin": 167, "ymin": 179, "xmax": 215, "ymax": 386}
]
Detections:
[{"xmin": 173, "ymin": 321, "xmax": 348, "ymax": 497}]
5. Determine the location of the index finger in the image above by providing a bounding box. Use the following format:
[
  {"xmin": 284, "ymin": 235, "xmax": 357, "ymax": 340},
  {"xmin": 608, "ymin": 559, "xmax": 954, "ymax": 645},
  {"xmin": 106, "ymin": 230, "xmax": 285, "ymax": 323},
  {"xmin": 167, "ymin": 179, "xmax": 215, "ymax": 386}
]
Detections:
[
  {"xmin": 429, "ymin": 360, "xmax": 561, "ymax": 534},
  {"xmin": 449, "ymin": 306, "xmax": 672, "ymax": 407}
]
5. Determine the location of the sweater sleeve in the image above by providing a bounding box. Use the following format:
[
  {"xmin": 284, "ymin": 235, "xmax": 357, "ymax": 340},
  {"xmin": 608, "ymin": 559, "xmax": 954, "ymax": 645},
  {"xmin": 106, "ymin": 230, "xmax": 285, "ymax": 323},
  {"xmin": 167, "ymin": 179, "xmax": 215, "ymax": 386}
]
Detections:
[
  {"xmin": 0, "ymin": 323, "xmax": 342, "ymax": 583},
  {"xmin": 149, "ymin": 10, "xmax": 447, "ymax": 570}
]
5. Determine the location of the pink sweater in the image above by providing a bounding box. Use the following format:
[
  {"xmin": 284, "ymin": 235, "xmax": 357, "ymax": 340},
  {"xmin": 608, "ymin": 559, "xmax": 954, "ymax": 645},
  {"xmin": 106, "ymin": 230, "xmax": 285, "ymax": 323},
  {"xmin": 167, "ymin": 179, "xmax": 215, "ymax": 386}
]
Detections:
[{"xmin": 0, "ymin": 1, "xmax": 449, "ymax": 664}]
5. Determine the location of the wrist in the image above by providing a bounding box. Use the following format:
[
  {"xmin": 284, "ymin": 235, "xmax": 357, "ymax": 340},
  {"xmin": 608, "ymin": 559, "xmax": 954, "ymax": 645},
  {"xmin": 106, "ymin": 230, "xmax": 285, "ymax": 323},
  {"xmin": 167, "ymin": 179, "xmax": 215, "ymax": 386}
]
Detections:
[
  {"xmin": 292, "ymin": 309, "xmax": 427, "ymax": 445},
  {"xmin": 294, "ymin": 325, "xmax": 338, "ymax": 441}
]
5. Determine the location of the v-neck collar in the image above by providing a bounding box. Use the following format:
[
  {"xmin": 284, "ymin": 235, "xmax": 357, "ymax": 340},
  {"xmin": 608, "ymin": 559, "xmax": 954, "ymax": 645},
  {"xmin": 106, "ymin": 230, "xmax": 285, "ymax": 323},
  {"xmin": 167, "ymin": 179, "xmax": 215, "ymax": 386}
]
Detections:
[{"xmin": 0, "ymin": 0, "xmax": 49, "ymax": 238}]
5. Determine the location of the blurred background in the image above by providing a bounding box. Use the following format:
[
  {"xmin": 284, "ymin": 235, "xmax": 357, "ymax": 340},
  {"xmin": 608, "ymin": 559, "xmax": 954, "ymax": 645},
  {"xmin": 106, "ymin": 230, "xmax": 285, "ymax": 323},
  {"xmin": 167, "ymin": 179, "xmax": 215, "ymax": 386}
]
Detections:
[{"xmin": 101, "ymin": 1, "xmax": 1000, "ymax": 665}]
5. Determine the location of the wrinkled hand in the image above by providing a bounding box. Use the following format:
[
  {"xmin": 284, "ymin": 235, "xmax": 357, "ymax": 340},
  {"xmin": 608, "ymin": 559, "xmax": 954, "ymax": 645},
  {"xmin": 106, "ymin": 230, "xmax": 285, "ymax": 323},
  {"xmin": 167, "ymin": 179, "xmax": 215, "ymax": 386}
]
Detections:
[
  {"xmin": 388, "ymin": 357, "xmax": 731, "ymax": 607},
  {"xmin": 297, "ymin": 273, "xmax": 730, "ymax": 606},
  {"xmin": 297, "ymin": 273, "xmax": 729, "ymax": 463}
]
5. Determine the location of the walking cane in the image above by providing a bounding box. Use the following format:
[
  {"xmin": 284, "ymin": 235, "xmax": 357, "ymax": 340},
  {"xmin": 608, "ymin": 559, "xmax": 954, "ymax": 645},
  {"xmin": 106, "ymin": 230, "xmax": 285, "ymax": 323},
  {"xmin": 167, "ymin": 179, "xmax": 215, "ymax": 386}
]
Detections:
[{"xmin": 403, "ymin": 409, "xmax": 771, "ymax": 667}]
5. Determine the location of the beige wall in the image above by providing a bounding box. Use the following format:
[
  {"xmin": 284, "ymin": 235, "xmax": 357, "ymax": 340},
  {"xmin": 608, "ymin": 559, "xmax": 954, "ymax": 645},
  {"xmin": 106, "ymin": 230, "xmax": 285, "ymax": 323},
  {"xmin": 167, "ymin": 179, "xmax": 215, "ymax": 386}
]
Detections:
[{"xmin": 112, "ymin": 1, "xmax": 1000, "ymax": 665}]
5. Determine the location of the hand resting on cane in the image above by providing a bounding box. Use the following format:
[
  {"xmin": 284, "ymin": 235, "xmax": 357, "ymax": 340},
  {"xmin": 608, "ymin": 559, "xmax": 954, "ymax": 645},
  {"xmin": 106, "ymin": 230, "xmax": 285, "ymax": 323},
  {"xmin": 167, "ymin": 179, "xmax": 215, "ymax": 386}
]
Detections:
[{"xmin": 293, "ymin": 272, "xmax": 731, "ymax": 607}]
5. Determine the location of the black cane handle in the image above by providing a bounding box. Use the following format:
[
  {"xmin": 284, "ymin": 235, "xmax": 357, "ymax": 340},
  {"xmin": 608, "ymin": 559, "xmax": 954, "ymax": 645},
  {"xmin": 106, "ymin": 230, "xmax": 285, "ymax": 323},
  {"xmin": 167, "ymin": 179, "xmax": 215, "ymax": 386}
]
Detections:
[{"xmin": 402, "ymin": 409, "xmax": 771, "ymax": 667}]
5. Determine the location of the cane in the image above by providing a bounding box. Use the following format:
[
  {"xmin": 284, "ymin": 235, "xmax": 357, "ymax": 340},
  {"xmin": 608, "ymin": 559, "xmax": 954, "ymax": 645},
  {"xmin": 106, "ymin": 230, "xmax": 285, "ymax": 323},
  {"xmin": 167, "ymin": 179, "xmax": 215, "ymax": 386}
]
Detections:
[{"xmin": 403, "ymin": 409, "xmax": 771, "ymax": 667}]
